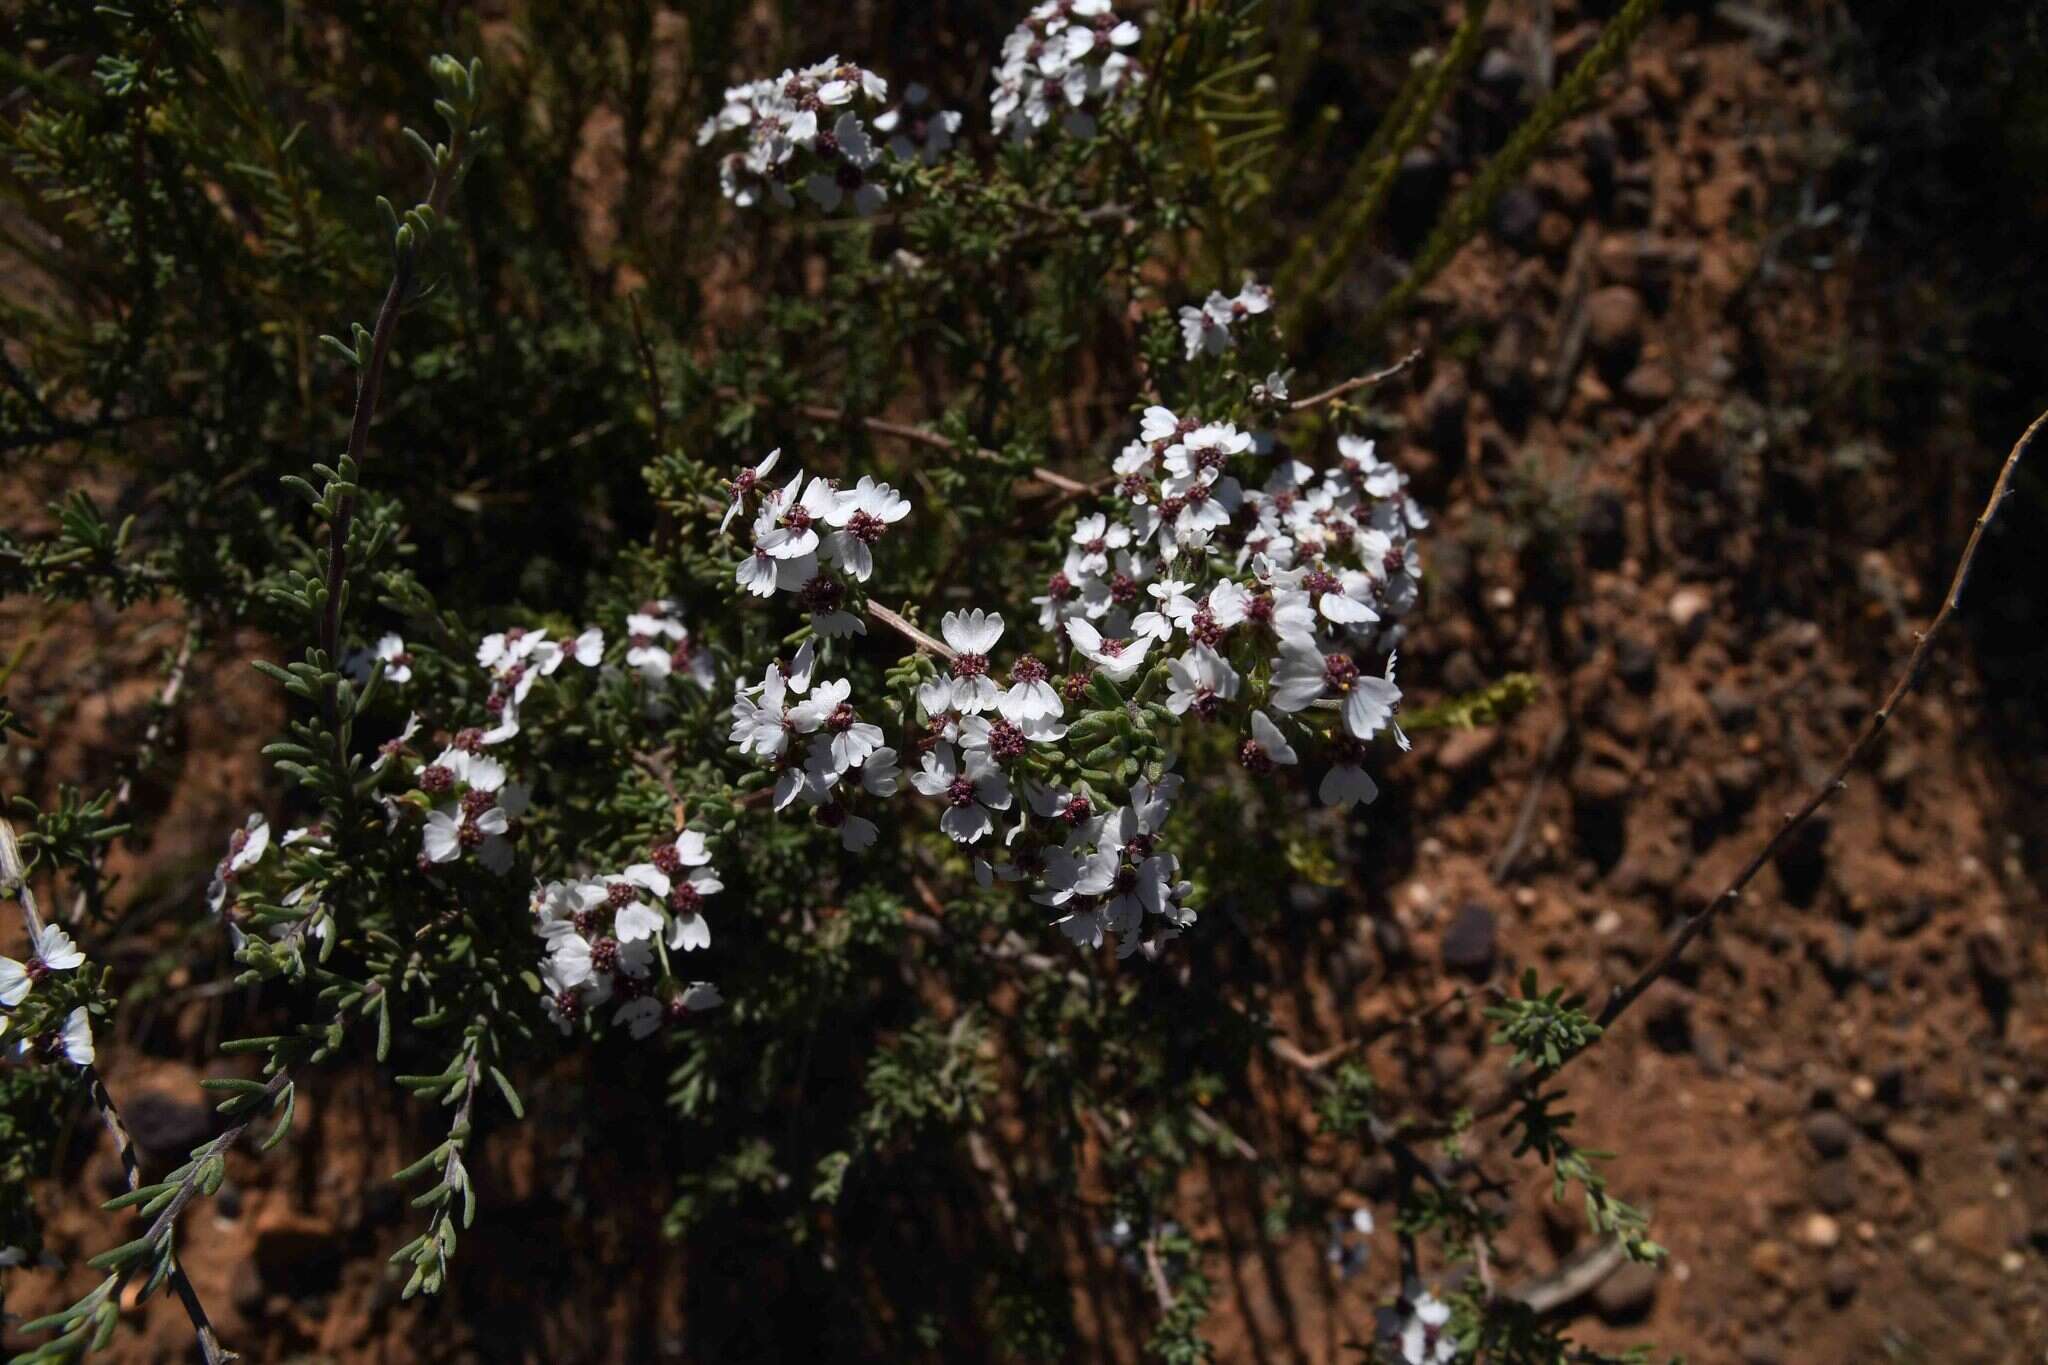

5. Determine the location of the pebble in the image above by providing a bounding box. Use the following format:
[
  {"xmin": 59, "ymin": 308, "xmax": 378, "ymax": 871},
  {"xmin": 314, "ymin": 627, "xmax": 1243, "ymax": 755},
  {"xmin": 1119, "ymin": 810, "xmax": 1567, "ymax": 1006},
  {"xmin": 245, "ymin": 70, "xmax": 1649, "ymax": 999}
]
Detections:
[
  {"xmin": 1440, "ymin": 903, "xmax": 1498, "ymax": 979},
  {"xmin": 1587, "ymin": 285, "xmax": 1647, "ymax": 358},
  {"xmin": 1800, "ymin": 1212, "xmax": 1842, "ymax": 1249},
  {"xmin": 1667, "ymin": 585, "xmax": 1712, "ymax": 637},
  {"xmin": 1804, "ymin": 1111, "xmax": 1856, "ymax": 1158},
  {"xmin": 1823, "ymin": 1255, "xmax": 1858, "ymax": 1306},
  {"xmin": 1591, "ymin": 1260, "xmax": 1659, "ymax": 1323}
]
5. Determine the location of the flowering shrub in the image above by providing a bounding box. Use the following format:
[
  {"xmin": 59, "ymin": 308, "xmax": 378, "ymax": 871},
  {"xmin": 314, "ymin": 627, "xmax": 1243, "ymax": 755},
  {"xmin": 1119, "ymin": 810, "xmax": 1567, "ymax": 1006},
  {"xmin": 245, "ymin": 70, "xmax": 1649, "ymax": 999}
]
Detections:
[{"xmin": 18, "ymin": 1, "xmax": 2014, "ymax": 1361}]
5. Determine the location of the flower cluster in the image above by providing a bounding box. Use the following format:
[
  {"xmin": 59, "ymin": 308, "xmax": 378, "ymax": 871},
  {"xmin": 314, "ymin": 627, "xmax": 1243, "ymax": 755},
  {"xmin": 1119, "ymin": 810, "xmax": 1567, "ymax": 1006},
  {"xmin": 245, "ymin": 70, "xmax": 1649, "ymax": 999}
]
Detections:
[
  {"xmin": 1178, "ymin": 277, "xmax": 1275, "ymax": 361},
  {"xmin": 991, "ymin": 0, "xmax": 1142, "ymax": 140},
  {"xmin": 730, "ymin": 642, "xmax": 904, "ymax": 848},
  {"xmin": 626, "ymin": 600, "xmax": 716, "ymax": 690},
  {"xmin": 476, "ymin": 624, "xmax": 603, "ymax": 739},
  {"xmin": 0, "ymin": 922, "xmax": 92, "ymax": 1067},
  {"xmin": 699, "ymin": 58, "xmax": 897, "ymax": 215},
  {"xmin": 531, "ymin": 831, "xmax": 724, "ymax": 1038},
  {"xmin": 729, "ymin": 455, "xmax": 911, "ymax": 638}
]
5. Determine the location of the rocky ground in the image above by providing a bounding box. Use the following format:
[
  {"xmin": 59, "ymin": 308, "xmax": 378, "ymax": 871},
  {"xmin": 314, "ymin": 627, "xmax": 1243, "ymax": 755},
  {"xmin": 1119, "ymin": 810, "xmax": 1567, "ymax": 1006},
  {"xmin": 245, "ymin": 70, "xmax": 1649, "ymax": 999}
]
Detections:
[{"xmin": 4, "ymin": 2, "xmax": 2044, "ymax": 1361}]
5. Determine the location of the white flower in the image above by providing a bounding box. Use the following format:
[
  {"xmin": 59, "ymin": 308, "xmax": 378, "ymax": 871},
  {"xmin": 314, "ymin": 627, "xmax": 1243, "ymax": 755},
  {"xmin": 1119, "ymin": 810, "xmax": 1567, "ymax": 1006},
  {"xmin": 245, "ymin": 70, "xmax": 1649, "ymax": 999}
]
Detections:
[
  {"xmin": 721, "ymin": 447, "xmax": 782, "ymax": 532},
  {"xmin": 1342, "ymin": 651, "xmax": 1407, "ymax": 747},
  {"xmin": 59, "ymin": 1006, "xmax": 94, "ymax": 1067},
  {"xmin": 375, "ymin": 634, "xmax": 414, "ymax": 684},
  {"xmin": 572, "ymin": 626, "xmax": 605, "ymax": 666},
  {"xmin": 0, "ymin": 923, "xmax": 85, "ymax": 1007},
  {"xmin": 1319, "ymin": 742, "xmax": 1381, "ymax": 808},
  {"xmin": 997, "ymin": 656, "xmax": 1064, "ymax": 723},
  {"xmin": 1179, "ymin": 296, "xmax": 1233, "ymax": 359},
  {"xmin": 874, "ymin": 83, "xmax": 963, "ymax": 164},
  {"xmin": 1070, "ymin": 514, "xmax": 1131, "ymax": 576},
  {"xmin": 1240, "ymin": 710, "xmax": 1298, "ymax": 772},
  {"xmin": 860, "ymin": 746, "xmax": 903, "ymax": 797},
  {"xmin": 614, "ymin": 997, "xmax": 664, "ymax": 1040},
  {"xmin": 823, "ymin": 476, "xmax": 912, "ymax": 582},
  {"xmin": 678, "ymin": 982, "xmax": 723, "ymax": 1012},
  {"xmin": 756, "ymin": 471, "xmax": 834, "ymax": 559},
  {"xmin": 910, "ymin": 742, "xmax": 1013, "ymax": 844},
  {"xmin": 1066, "ymin": 618, "xmax": 1151, "ymax": 682},
  {"xmin": 1163, "ymin": 646, "xmax": 1240, "ymax": 718},
  {"xmin": 1399, "ymin": 1292, "xmax": 1455, "ymax": 1365},
  {"xmin": 793, "ymin": 678, "xmax": 887, "ymax": 775},
  {"xmin": 918, "ymin": 610, "xmax": 1005, "ymax": 715},
  {"xmin": 805, "ymin": 113, "xmax": 887, "ymax": 215},
  {"xmin": 737, "ymin": 547, "xmax": 817, "ymax": 597}
]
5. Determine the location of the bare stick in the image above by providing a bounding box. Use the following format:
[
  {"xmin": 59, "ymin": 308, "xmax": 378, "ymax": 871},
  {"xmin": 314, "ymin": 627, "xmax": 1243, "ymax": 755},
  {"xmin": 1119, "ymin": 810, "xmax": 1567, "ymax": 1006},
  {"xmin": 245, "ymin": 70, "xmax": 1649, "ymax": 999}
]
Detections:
[
  {"xmin": 1287, "ymin": 350, "xmax": 1422, "ymax": 412},
  {"xmin": 68, "ymin": 624, "xmax": 197, "ymax": 924},
  {"xmin": 866, "ymin": 601, "xmax": 956, "ymax": 660},
  {"xmin": 1593, "ymin": 407, "xmax": 2044, "ymax": 1030}
]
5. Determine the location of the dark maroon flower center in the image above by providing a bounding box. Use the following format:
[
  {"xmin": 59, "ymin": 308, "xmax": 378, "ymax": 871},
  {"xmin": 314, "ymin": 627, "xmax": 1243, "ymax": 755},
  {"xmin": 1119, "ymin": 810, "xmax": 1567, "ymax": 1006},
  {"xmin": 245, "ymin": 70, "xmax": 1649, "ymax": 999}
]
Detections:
[
  {"xmin": 1058, "ymin": 795, "xmax": 1092, "ymax": 825},
  {"xmin": 670, "ymin": 882, "xmax": 702, "ymax": 914},
  {"xmin": 847, "ymin": 509, "xmax": 886, "ymax": 544},
  {"xmin": 1245, "ymin": 593, "xmax": 1275, "ymax": 625},
  {"xmin": 554, "ymin": 989, "xmax": 583, "ymax": 1019},
  {"xmin": 985, "ymin": 719, "xmax": 1029, "ymax": 761},
  {"xmin": 589, "ymin": 937, "xmax": 620, "ymax": 974},
  {"xmin": 1109, "ymin": 574, "xmax": 1138, "ymax": 605},
  {"xmin": 816, "ymin": 801, "xmax": 847, "ymax": 829},
  {"xmin": 652, "ymin": 842, "xmax": 684, "ymax": 875},
  {"xmin": 950, "ymin": 652, "xmax": 989, "ymax": 679},
  {"xmin": 826, "ymin": 702, "xmax": 857, "ymax": 733},
  {"xmin": 25, "ymin": 957, "xmax": 49, "ymax": 983},
  {"xmin": 1046, "ymin": 572, "xmax": 1075, "ymax": 599},
  {"xmin": 798, "ymin": 575, "xmax": 844, "ymax": 613},
  {"xmin": 454, "ymin": 727, "xmax": 485, "ymax": 753},
  {"xmin": 574, "ymin": 907, "xmax": 603, "ymax": 935},
  {"xmin": 945, "ymin": 774, "xmax": 978, "ymax": 807},
  {"xmin": 460, "ymin": 789, "xmax": 495, "ymax": 818},
  {"xmin": 1010, "ymin": 655, "xmax": 1049, "ymax": 685},
  {"xmin": 606, "ymin": 881, "xmax": 638, "ymax": 909},
  {"xmin": 1190, "ymin": 607, "xmax": 1225, "ymax": 648},
  {"xmin": 1323, "ymin": 653, "xmax": 1360, "ymax": 692},
  {"xmin": 1303, "ymin": 569, "xmax": 1341, "ymax": 598},
  {"xmin": 1238, "ymin": 740, "xmax": 1272, "ymax": 774}
]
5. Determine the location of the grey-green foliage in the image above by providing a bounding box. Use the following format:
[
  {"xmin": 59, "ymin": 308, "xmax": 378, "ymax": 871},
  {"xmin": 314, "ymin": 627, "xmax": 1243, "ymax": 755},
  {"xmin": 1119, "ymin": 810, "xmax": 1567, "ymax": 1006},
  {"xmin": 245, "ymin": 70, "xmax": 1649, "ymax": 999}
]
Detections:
[{"xmin": 0, "ymin": 3, "xmax": 1669, "ymax": 1361}]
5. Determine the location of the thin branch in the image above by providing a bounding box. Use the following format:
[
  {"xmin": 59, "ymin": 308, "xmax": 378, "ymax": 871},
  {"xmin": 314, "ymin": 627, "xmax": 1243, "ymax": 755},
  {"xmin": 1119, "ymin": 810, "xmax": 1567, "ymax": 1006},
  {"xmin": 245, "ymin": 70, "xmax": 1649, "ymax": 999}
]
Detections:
[
  {"xmin": 1287, "ymin": 349, "xmax": 1422, "ymax": 411},
  {"xmin": 1, "ymin": 816, "xmax": 234, "ymax": 1364},
  {"xmin": 867, "ymin": 601, "xmax": 956, "ymax": 660},
  {"xmin": 717, "ymin": 386, "xmax": 1109, "ymax": 497},
  {"xmin": 1593, "ymin": 406, "xmax": 2044, "ymax": 1030},
  {"xmin": 68, "ymin": 624, "xmax": 197, "ymax": 925}
]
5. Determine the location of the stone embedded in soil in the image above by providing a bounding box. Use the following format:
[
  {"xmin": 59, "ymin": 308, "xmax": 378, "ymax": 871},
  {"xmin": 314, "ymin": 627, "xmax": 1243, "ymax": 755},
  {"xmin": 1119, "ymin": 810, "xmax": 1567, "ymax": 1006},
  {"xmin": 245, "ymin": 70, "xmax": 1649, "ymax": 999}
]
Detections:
[
  {"xmin": 1579, "ymin": 487, "xmax": 1628, "ymax": 569},
  {"xmin": 1707, "ymin": 685, "xmax": 1757, "ymax": 731},
  {"xmin": 1667, "ymin": 585, "xmax": 1712, "ymax": 639},
  {"xmin": 1621, "ymin": 361, "xmax": 1676, "ymax": 407},
  {"xmin": 1800, "ymin": 1212, "xmax": 1843, "ymax": 1250},
  {"xmin": 123, "ymin": 1089, "xmax": 218, "ymax": 1157},
  {"xmin": 1440, "ymin": 903, "xmax": 1498, "ymax": 979},
  {"xmin": 1587, "ymin": 285, "xmax": 1647, "ymax": 363},
  {"xmin": 1804, "ymin": 1111, "xmax": 1856, "ymax": 1159},
  {"xmin": 1824, "ymin": 1255, "xmax": 1860, "ymax": 1306},
  {"xmin": 1809, "ymin": 1159, "xmax": 1856, "ymax": 1213},
  {"xmin": 1493, "ymin": 184, "xmax": 1542, "ymax": 246},
  {"xmin": 1613, "ymin": 632, "xmax": 1658, "ymax": 691},
  {"xmin": 1591, "ymin": 1259, "xmax": 1660, "ymax": 1324}
]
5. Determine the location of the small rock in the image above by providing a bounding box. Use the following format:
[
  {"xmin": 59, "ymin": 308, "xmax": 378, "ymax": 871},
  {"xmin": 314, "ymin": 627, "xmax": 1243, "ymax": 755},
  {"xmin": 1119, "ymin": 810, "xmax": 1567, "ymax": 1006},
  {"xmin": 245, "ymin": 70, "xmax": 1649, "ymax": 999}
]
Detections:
[
  {"xmin": 1492, "ymin": 185, "xmax": 1542, "ymax": 247},
  {"xmin": 1586, "ymin": 285, "xmax": 1646, "ymax": 366},
  {"xmin": 1578, "ymin": 487, "xmax": 1628, "ymax": 569},
  {"xmin": 1477, "ymin": 48, "xmax": 1526, "ymax": 99},
  {"xmin": 1437, "ymin": 727, "xmax": 1499, "ymax": 775},
  {"xmin": 1809, "ymin": 1160, "xmax": 1855, "ymax": 1214},
  {"xmin": 1748, "ymin": 1239, "xmax": 1792, "ymax": 1284},
  {"xmin": 123, "ymin": 1091, "xmax": 217, "ymax": 1158},
  {"xmin": 1823, "ymin": 1255, "xmax": 1859, "ymax": 1306},
  {"xmin": 1613, "ymin": 633, "xmax": 1657, "ymax": 691},
  {"xmin": 1440, "ymin": 903, "xmax": 1498, "ymax": 979},
  {"xmin": 1804, "ymin": 1111, "xmax": 1856, "ymax": 1159},
  {"xmin": 1800, "ymin": 1212, "xmax": 1842, "ymax": 1250},
  {"xmin": 1707, "ymin": 686, "xmax": 1757, "ymax": 731},
  {"xmin": 1667, "ymin": 585, "xmax": 1712, "ymax": 639},
  {"xmin": 1881, "ymin": 1121, "xmax": 1929, "ymax": 1170},
  {"xmin": 1591, "ymin": 1260, "xmax": 1658, "ymax": 1324},
  {"xmin": 1621, "ymin": 361, "xmax": 1675, "ymax": 407},
  {"xmin": 1938, "ymin": 1203, "xmax": 2009, "ymax": 1262}
]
